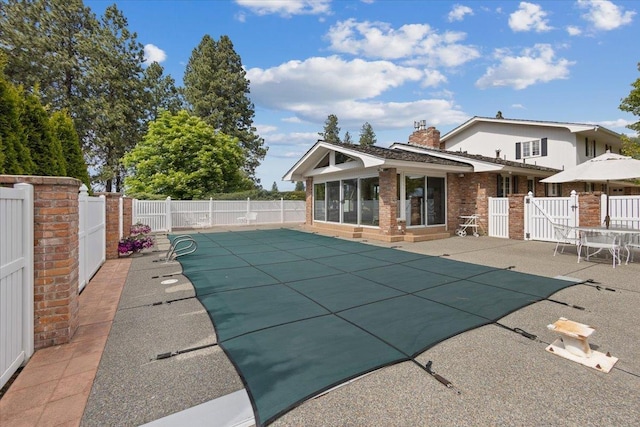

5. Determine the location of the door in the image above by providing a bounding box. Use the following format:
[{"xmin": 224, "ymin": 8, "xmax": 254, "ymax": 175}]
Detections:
[{"xmin": 342, "ymin": 179, "xmax": 358, "ymax": 224}]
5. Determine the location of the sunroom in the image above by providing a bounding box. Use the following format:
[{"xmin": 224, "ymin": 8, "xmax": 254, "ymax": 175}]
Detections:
[{"xmin": 283, "ymin": 141, "xmax": 471, "ymax": 241}]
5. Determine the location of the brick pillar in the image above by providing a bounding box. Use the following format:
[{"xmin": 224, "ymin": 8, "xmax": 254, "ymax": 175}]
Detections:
[
  {"xmin": 508, "ymin": 193, "xmax": 525, "ymax": 240},
  {"xmin": 579, "ymin": 192, "xmax": 602, "ymax": 227},
  {"xmin": 305, "ymin": 177, "xmax": 313, "ymax": 225},
  {"xmin": 123, "ymin": 197, "xmax": 133, "ymax": 236},
  {"xmin": 379, "ymin": 168, "xmax": 398, "ymax": 235},
  {"xmin": 97, "ymin": 192, "xmax": 123, "ymax": 260},
  {"xmin": 0, "ymin": 175, "xmax": 81, "ymax": 349}
]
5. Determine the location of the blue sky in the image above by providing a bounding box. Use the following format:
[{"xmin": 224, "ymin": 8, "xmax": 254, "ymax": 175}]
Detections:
[{"xmin": 85, "ymin": 0, "xmax": 640, "ymax": 190}]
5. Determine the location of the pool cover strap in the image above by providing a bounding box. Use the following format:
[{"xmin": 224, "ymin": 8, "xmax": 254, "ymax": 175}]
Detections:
[{"xmin": 174, "ymin": 229, "xmax": 581, "ymax": 426}]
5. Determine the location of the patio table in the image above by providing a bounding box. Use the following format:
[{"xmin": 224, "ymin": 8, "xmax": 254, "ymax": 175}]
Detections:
[{"xmin": 576, "ymin": 226, "xmax": 640, "ymax": 266}]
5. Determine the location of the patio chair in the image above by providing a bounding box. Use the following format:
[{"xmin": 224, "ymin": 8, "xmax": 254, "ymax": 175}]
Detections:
[
  {"xmin": 237, "ymin": 212, "xmax": 257, "ymax": 224},
  {"xmin": 624, "ymin": 233, "xmax": 640, "ymax": 265},
  {"xmin": 577, "ymin": 231, "xmax": 622, "ymax": 268},
  {"xmin": 551, "ymin": 223, "xmax": 579, "ymax": 256}
]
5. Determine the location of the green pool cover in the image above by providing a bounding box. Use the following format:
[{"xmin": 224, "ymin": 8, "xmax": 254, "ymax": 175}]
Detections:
[{"xmin": 174, "ymin": 229, "xmax": 580, "ymax": 426}]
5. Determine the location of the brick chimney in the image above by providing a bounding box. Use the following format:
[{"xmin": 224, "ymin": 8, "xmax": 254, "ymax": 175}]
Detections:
[{"xmin": 408, "ymin": 121, "xmax": 442, "ymax": 149}]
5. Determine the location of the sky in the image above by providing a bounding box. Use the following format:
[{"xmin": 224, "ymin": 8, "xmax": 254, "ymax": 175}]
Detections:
[{"xmin": 84, "ymin": 0, "xmax": 640, "ymax": 190}]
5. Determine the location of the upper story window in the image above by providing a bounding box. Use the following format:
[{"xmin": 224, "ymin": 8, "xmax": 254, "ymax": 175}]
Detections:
[
  {"xmin": 515, "ymin": 138, "xmax": 547, "ymax": 160},
  {"xmin": 315, "ymin": 153, "xmax": 330, "ymax": 168},
  {"xmin": 335, "ymin": 152, "xmax": 355, "ymax": 164}
]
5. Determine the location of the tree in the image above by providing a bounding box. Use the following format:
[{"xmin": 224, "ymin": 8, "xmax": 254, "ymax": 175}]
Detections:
[
  {"xmin": 294, "ymin": 181, "xmax": 305, "ymax": 191},
  {"xmin": 359, "ymin": 122, "xmax": 377, "ymax": 146},
  {"xmin": 0, "ymin": 69, "xmax": 35, "ymax": 174},
  {"xmin": 343, "ymin": 131, "xmax": 353, "ymax": 144},
  {"xmin": 183, "ymin": 35, "xmax": 267, "ymax": 183},
  {"xmin": 123, "ymin": 110, "xmax": 250, "ymax": 199},
  {"xmin": 50, "ymin": 110, "xmax": 90, "ymax": 186},
  {"xmin": 143, "ymin": 62, "xmax": 184, "ymax": 122},
  {"xmin": 621, "ymin": 135, "xmax": 640, "ymax": 159},
  {"xmin": 620, "ymin": 62, "xmax": 640, "ymax": 134},
  {"xmin": 271, "ymin": 181, "xmax": 279, "ymax": 192},
  {"xmin": 21, "ymin": 90, "xmax": 66, "ymax": 176},
  {"xmin": 319, "ymin": 114, "xmax": 341, "ymax": 143},
  {"xmin": 83, "ymin": 5, "xmax": 147, "ymax": 191}
]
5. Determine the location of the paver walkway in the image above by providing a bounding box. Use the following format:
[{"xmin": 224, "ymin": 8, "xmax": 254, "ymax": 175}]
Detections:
[{"xmin": 0, "ymin": 258, "xmax": 132, "ymax": 427}]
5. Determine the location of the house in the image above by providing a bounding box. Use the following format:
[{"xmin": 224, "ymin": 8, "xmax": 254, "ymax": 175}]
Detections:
[{"xmin": 283, "ymin": 117, "xmax": 631, "ymax": 243}]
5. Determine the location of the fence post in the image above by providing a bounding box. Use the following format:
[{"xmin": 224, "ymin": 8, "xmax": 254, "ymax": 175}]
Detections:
[
  {"xmin": 79, "ymin": 184, "xmax": 89, "ymax": 290},
  {"xmin": 99, "ymin": 195, "xmax": 107, "ymax": 264},
  {"xmin": 166, "ymin": 196, "xmax": 172, "ymax": 232},
  {"xmin": 119, "ymin": 196, "xmax": 124, "ymax": 239},
  {"xmin": 14, "ymin": 183, "xmax": 34, "ymax": 361},
  {"xmin": 570, "ymin": 190, "xmax": 579, "ymax": 228},
  {"xmin": 523, "ymin": 191, "xmax": 533, "ymax": 240},
  {"xmin": 247, "ymin": 197, "xmax": 251, "ymax": 216},
  {"xmin": 281, "ymin": 198, "xmax": 284, "ymax": 223},
  {"xmin": 209, "ymin": 197, "xmax": 214, "ymax": 227}
]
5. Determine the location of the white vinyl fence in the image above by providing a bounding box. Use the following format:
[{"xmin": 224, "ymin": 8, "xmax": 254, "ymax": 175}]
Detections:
[
  {"xmin": 133, "ymin": 197, "xmax": 306, "ymax": 233},
  {"xmin": 78, "ymin": 185, "xmax": 106, "ymax": 292},
  {"xmin": 524, "ymin": 191, "xmax": 578, "ymax": 242},
  {"xmin": 488, "ymin": 197, "xmax": 509, "ymax": 238},
  {"xmin": 1, "ymin": 184, "xmax": 34, "ymax": 390},
  {"xmin": 603, "ymin": 194, "xmax": 640, "ymax": 229}
]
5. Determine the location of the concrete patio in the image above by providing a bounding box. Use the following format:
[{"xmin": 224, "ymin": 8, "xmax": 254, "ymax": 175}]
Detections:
[{"xmin": 1, "ymin": 224, "xmax": 639, "ymax": 426}]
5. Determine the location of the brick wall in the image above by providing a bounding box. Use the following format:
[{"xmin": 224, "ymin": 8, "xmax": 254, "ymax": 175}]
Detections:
[
  {"xmin": 508, "ymin": 194, "xmax": 526, "ymax": 239},
  {"xmin": 578, "ymin": 192, "xmax": 602, "ymax": 227},
  {"xmin": 98, "ymin": 193, "xmax": 122, "ymax": 260},
  {"xmin": 447, "ymin": 172, "xmax": 496, "ymax": 234},
  {"xmin": 305, "ymin": 177, "xmax": 313, "ymax": 225},
  {"xmin": 378, "ymin": 168, "xmax": 398, "ymax": 235},
  {"xmin": 408, "ymin": 126, "xmax": 443, "ymax": 149},
  {"xmin": 1, "ymin": 175, "xmax": 81, "ymax": 349},
  {"xmin": 123, "ymin": 197, "xmax": 132, "ymax": 238}
]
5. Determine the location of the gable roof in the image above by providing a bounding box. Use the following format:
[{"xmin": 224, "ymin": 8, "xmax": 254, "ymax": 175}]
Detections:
[
  {"xmin": 282, "ymin": 140, "xmax": 471, "ymax": 182},
  {"xmin": 441, "ymin": 116, "xmax": 621, "ymax": 142}
]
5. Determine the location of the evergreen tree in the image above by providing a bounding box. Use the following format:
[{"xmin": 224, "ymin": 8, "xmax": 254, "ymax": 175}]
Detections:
[
  {"xmin": 271, "ymin": 181, "xmax": 279, "ymax": 192},
  {"xmin": 319, "ymin": 114, "xmax": 341, "ymax": 143},
  {"xmin": 343, "ymin": 131, "xmax": 353, "ymax": 144},
  {"xmin": 83, "ymin": 5, "xmax": 147, "ymax": 191},
  {"xmin": 143, "ymin": 62, "xmax": 184, "ymax": 122},
  {"xmin": 50, "ymin": 110, "xmax": 90, "ymax": 186},
  {"xmin": 359, "ymin": 122, "xmax": 377, "ymax": 146},
  {"xmin": 0, "ymin": 71, "xmax": 35, "ymax": 174},
  {"xmin": 620, "ymin": 62, "xmax": 640, "ymax": 134},
  {"xmin": 294, "ymin": 181, "xmax": 305, "ymax": 191},
  {"xmin": 183, "ymin": 35, "xmax": 267, "ymax": 183},
  {"xmin": 21, "ymin": 90, "xmax": 66, "ymax": 176}
]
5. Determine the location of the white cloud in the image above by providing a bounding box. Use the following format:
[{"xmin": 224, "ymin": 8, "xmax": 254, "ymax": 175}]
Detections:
[
  {"xmin": 282, "ymin": 116, "xmax": 303, "ymax": 123},
  {"xmin": 235, "ymin": 12, "xmax": 247, "ymax": 22},
  {"xmin": 566, "ymin": 25, "xmax": 582, "ymax": 36},
  {"xmin": 476, "ymin": 44, "xmax": 575, "ymax": 90},
  {"xmin": 511, "ymin": 103, "xmax": 526, "ymax": 109},
  {"xmin": 326, "ymin": 19, "xmax": 480, "ymax": 67},
  {"xmin": 509, "ymin": 2, "xmax": 553, "ymax": 32},
  {"xmin": 448, "ymin": 5, "xmax": 473, "ymax": 22},
  {"xmin": 422, "ymin": 69, "xmax": 447, "ymax": 87},
  {"xmin": 247, "ymin": 55, "xmax": 423, "ymax": 108},
  {"xmin": 595, "ymin": 118, "xmax": 634, "ymax": 129},
  {"xmin": 143, "ymin": 44, "xmax": 166, "ymax": 65},
  {"xmin": 577, "ymin": 0, "xmax": 635, "ymax": 31},
  {"xmin": 235, "ymin": 0, "xmax": 331, "ymax": 17}
]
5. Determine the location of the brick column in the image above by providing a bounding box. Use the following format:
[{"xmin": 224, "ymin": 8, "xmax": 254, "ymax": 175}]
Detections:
[
  {"xmin": 305, "ymin": 177, "xmax": 313, "ymax": 225},
  {"xmin": 0, "ymin": 175, "xmax": 81, "ymax": 349},
  {"xmin": 123, "ymin": 197, "xmax": 133, "ymax": 236},
  {"xmin": 379, "ymin": 168, "xmax": 398, "ymax": 235},
  {"xmin": 508, "ymin": 193, "xmax": 525, "ymax": 240},
  {"xmin": 578, "ymin": 192, "xmax": 602, "ymax": 227},
  {"xmin": 97, "ymin": 192, "xmax": 123, "ymax": 260}
]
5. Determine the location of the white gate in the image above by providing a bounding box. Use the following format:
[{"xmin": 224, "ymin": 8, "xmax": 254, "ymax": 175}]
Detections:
[
  {"xmin": 78, "ymin": 186, "xmax": 106, "ymax": 292},
  {"xmin": 524, "ymin": 191, "xmax": 579, "ymax": 241},
  {"xmin": 0, "ymin": 184, "xmax": 34, "ymax": 389},
  {"xmin": 488, "ymin": 197, "xmax": 509, "ymax": 238}
]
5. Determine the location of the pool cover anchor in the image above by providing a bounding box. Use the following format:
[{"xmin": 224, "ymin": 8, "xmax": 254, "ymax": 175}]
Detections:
[
  {"xmin": 153, "ymin": 342, "xmax": 219, "ymax": 361},
  {"xmin": 423, "ymin": 361, "xmax": 461, "ymax": 394}
]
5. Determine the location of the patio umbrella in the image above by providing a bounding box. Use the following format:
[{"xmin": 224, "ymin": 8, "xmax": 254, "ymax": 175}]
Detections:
[{"xmin": 540, "ymin": 151, "xmax": 640, "ymax": 228}]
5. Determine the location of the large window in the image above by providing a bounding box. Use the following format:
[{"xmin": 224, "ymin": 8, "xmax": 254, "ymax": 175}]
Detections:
[
  {"xmin": 361, "ymin": 177, "xmax": 379, "ymax": 225},
  {"xmin": 327, "ymin": 181, "xmax": 340, "ymax": 222},
  {"xmin": 342, "ymin": 179, "xmax": 358, "ymax": 224},
  {"xmin": 313, "ymin": 184, "xmax": 326, "ymax": 221},
  {"xmin": 406, "ymin": 176, "xmax": 425, "ymax": 226},
  {"xmin": 427, "ymin": 177, "xmax": 445, "ymax": 225}
]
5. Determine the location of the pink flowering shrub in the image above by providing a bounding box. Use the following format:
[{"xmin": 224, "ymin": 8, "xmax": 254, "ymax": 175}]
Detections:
[{"xmin": 118, "ymin": 222, "xmax": 154, "ymax": 255}]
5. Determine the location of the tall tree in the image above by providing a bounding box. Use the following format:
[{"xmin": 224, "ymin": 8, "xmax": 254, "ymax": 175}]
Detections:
[
  {"xmin": 359, "ymin": 122, "xmax": 377, "ymax": 146},
  {"xmin": 83, "ymin": 4, "xmax": 146, "ymax": 191},
  {"xmin": 21, "ymin": 90, "xmax": 66, "ymax": 176},
  {"xmin": 123, "ymin": 110, "xmax": 250, "ymax": 199},
  {"xmin": 319, "ymin": 114, "xmax": 340, "ymax": 143},
  {"xmin": 50, "ymin": 110, "xmax": 90, "ymax": 186},
  {"xmin": 183, "ymin": 35, "xmax": 267, "ymax": 183},
  {"xmin": 143, "ymin": 62, "xmax": 184, "ymax": 122},
  {"xmin": 620, "ymin": 61, "xmax": 640, "ymax": 134},
  {"xmin": 0, "ymin": 69, "xmax": 35, "ymax": 174},
  {"xmin": 271, "ymin": 181, "xmax": 279, "ymax": 192},
  {"xmin": 294, "ymin": 181, "xmax": 305, "ymax": 191},
  {"xmin": 343, "ymin": 131, "xmax": 353, "ymax": 144}
]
